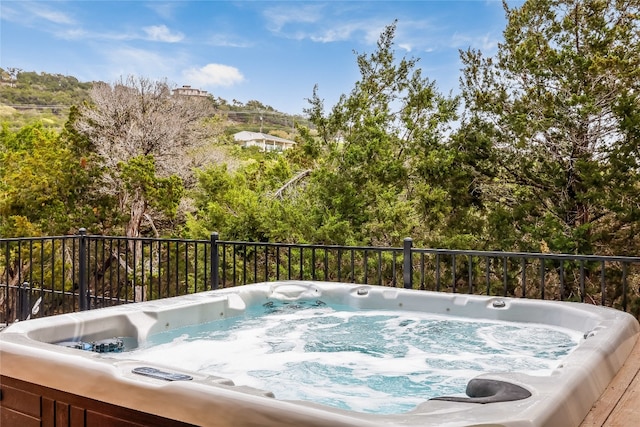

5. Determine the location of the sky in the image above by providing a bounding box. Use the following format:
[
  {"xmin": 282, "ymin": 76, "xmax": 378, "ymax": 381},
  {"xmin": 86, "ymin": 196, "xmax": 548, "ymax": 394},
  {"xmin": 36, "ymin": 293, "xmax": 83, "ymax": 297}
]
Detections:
[{"xmin": 0, "ymin": 1, "xmax": 521, "ymax": 115}]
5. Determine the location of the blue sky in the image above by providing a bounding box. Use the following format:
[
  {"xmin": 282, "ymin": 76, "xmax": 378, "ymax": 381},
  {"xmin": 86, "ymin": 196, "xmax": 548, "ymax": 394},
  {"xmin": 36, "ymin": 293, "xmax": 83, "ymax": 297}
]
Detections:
[{"xmin": 1, "ymin": 1, "xmax": 521, "ymax": 115}]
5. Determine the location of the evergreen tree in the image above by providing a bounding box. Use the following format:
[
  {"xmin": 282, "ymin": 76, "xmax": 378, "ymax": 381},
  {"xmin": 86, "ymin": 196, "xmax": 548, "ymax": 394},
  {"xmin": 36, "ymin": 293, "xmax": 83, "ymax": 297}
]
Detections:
[
  {"xmin": 304, "ymin": 22, "xmax": 459, "ymax": 246},
  {"xmin": 0, "ymin": 122, "xmax": 95, "ymax": 236},
  {"xmin": 459, "ymin": 0, "xmax": 640, "ymax": 254}
]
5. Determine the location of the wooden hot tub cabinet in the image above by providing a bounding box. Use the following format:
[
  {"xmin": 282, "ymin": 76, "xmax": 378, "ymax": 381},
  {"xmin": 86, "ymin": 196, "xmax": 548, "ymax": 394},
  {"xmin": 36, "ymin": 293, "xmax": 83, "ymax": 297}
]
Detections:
[{"xmin": 0, "ymin": 375, "xmax": 195, "ymax": 427}]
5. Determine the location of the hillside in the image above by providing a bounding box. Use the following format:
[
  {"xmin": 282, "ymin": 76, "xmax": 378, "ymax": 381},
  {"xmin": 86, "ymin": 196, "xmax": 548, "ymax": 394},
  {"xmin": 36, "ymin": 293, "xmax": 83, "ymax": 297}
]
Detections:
[
  {"xmin": 0, "ymin": 68, "xmax": 310, "ymax": 134},
  {"xmin": 0, "ymin": 68, "xmax": 90, "ymax": 130}
]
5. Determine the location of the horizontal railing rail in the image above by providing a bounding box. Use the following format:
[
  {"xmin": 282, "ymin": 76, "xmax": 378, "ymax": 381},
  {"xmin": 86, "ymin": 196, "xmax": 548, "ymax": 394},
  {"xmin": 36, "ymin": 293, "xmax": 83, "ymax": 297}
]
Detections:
[{"xmin": 2, "ymin": 232, "xmax": 639, "ymax": 324}]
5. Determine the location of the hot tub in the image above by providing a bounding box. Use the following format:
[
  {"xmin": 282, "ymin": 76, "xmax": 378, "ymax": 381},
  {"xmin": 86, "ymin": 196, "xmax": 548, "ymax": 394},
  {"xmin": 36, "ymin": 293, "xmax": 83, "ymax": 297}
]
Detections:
[{"xmin": 1, "ymin": 281, "xmax": 638, "ymax": 427}]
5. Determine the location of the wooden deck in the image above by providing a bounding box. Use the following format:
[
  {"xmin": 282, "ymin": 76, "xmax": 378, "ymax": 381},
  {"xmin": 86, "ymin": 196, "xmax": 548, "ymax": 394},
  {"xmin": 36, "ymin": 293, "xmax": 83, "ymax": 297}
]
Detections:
[{"xmin": 580, "ymin": 336, "xmax": 640, "ymax": 427}]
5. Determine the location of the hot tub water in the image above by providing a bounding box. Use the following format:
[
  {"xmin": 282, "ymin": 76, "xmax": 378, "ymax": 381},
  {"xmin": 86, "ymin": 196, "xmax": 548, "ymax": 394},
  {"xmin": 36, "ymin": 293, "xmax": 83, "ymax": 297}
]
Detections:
[{"xmin": 109, "ymin": 299, "xmax": 581, "ymax": 414}]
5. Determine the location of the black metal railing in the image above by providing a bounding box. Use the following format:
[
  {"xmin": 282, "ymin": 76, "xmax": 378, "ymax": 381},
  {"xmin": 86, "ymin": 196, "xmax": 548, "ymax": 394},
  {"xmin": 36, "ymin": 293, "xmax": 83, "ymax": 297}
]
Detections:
[
  {"xmin": 2, "ymin": 232, "xmax": 640, "ymax": 324},
  {"xmin": 1, "ymin": 230, "xmax": 213, "ymax": 324}
]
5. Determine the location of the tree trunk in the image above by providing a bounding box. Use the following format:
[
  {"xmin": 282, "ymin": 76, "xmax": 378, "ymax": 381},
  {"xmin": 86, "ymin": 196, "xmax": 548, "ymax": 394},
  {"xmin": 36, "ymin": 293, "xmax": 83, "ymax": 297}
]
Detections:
[{"xmin": 126, "ymin": 197, "xmax": 147, "ymax": 302}]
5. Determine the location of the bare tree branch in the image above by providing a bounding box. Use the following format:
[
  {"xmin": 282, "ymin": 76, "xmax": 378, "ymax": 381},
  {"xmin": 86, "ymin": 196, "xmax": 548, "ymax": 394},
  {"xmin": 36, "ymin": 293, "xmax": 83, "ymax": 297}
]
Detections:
[{"xmin": 273, "ymin": 169, "xmax": 311, "ymax": 199}]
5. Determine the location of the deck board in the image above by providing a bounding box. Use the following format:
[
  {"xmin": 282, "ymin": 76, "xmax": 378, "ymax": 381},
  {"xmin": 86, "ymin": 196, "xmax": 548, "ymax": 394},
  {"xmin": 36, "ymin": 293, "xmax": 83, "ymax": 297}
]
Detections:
[{"xmin": 579, "ymin": 336, "xmax": 640, "ymax": 427}]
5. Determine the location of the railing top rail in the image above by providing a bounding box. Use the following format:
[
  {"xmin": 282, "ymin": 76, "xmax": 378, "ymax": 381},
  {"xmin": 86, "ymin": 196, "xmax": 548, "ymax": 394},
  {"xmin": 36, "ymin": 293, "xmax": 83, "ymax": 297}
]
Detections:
[
  {"xmin": 413, "ymin": 247, "xmax": 640, "ymax": 263},
  {"xmin": 219, "ymin": 240, "xmax": 640, "ymax": 263},
  {"xmin": 84, "ymin": 235, "xmax": 209, "ymax": 244},
  {"xmin": 0, "ymin": 235, "xmax": 210, "ymax": 244},
  {"xmin": 218, "ymin": 240, "xmax": 403, "ymax": 252},
  {"xmin": 0, "ymin": 235, "xmax": 77, "ymax": 243}
]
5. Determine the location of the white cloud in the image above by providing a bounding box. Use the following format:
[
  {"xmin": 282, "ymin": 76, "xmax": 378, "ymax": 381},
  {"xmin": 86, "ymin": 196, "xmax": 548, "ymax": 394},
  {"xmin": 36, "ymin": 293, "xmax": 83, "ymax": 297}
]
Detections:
[
  {"xmin": 54, "ymin": 27, "xmax": 134, "ymax": 42},
  {"xmin": 0, "ymin": 3, "xmax": 20, "ymax": 22},
  {"xmin": 56, "ymin": 28, "xmax": 89, "ymax": 40},
  {"xmin": 309, "ymin": 24, "xmax": 359, "ymax": 43},
  {"xmin": 1, "ymin": 1, "xmax": 74, "ymax": 25},
  {"xmin": 34, "ymin": 8, "xmax": 74, "ymax": 25},
  {"xmin": 451, "ymin": 32, "xmax": 499, "ymax": 51},
  {"xmin": 262, "ymin": 2, "xmax": 367, "ymax": 43},
  {"xmin": 274, "ymin": 18, "xmax": 388, "ymax": 44},
  {"xmin": 262, "ymin": 4, "xmax": 403, "ymax": 47},
  {"xmin": 390, "ymin": 19, "xmax": 445, "ymax": 54},
  {"xmin": 362, "ymin": 23, "xmax": 391, "ymax": 45},
  {"xmin": 110, "ymin": 47, "xmax": 166, "ymax": 64},
  {"xmin": 54, "ymin": 26, "xmax": 183, "ymax": 43},
  {"xmin": 143, "ymin": 25, "xmax": 184, "ymax": 43},
  {"xmin": 206, "ymin": 34, "xmax": 252, "ymax": 48},
  {"xmin": 146, "ymin": 2, "xmax": 180, "ymax": 20},
  {"xmin": 263, "ymin": 4, "xmax": 323, "ymax": 33},
  {"xmin": 182, "ymin": 64, "xmax": 244, "ymax": 87},
  {"xmin": 103, "ymin": 47, "xmax": 178, "ymax": 81}
]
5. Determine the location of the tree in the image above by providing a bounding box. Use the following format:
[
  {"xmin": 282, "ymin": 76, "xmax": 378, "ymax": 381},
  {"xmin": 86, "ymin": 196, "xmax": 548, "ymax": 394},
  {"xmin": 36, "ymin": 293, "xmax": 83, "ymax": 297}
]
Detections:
[
  {"xmin": 75, "ymin": 76, "xmax": 219, "ymax": 301},
  {"xmin": 5, "ymin": 67, "xmax": 22, "ymax": 87},
  {"xmin": 458, "ymin": 0, "xmax": 640, "ymax": 254},
  {"xmin": 75, "ymin": 75, "xmax": 217, "ymax": 239},
  {"xmin": 303, "ymin": 22, "xmax": 458, "ymax": 246},
  {"xmin": 187, "ymin": 155, "xmax": 300, "ymax": 242},
  {"xmin": 0, "ymin": 122, "xmax": 95, "ymax": 236}
]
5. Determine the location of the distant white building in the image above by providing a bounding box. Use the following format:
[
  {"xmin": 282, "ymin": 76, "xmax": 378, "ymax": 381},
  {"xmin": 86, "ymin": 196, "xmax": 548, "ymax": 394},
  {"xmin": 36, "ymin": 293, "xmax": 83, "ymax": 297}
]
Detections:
[
  {"xmin": 172, "ymin": 85, "xmax": 208, "ymax": 97},
  {"xmin": 233, "ymin": 131, "xmax": 296, "ymax": 152}
]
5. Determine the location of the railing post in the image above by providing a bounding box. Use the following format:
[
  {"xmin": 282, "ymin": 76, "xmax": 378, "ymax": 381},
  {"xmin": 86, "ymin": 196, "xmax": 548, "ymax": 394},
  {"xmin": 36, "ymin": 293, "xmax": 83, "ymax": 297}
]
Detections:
[
  {"xmin": 18, "ymin": 282, "xmax": 30, "ymax": 321},
  {"xmin": 78, "ymin": 228, "xmax": 89, "ymax": 311},
  {"xmin": 210, "ymin": 232, "xmax": 219, "ymax": 290},
  {"xmin": 403, "ymin": 237, "xmax": 413, "ymax": 289}
]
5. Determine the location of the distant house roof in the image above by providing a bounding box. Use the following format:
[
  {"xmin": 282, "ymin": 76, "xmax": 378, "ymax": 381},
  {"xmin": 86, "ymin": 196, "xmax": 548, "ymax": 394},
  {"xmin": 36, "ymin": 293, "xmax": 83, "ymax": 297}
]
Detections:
[{"xmin": 233, "ymin": 131, "xmax": 296, "ymax": 151}]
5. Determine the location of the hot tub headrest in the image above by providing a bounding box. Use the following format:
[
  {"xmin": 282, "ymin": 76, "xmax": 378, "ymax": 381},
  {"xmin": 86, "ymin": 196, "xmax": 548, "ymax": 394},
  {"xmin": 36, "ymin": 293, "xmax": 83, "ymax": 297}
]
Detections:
[
  {"xmin": 430, "ymin": 378, "xmax": 532, "ymax": 404},
  {"xmin": 269, "ymin": 283, "xmax": 321, "ymax": 301}
]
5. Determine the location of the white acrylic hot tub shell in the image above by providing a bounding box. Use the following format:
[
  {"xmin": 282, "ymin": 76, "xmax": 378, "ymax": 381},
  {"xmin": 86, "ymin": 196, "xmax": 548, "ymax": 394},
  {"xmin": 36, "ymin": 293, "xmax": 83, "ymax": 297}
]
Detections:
[{"xmin": 1, "ymin": 281, "xmax": 638, "ymax": 427}]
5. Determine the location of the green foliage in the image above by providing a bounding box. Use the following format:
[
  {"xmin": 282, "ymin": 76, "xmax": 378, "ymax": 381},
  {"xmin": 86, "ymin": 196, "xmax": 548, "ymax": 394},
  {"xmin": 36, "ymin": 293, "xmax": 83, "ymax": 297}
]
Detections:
[
  {"xmin": 0, "ymin": 69, "xmax": 91, "ymax": 105},
  {"xmin": 458, "ymin": 0, "xmax": 640, "ymax": 254},
  {"xmin": 119, "ymin": 155, "xmax": 184, "ymax": 219},
  {"xmin": 187, "ymin": 156, "xmax": 302, "ymax": 242},
  {"xmin": 302, "ymin": 22, "xmax": 459, "ymax": 246},
  {"xmin": 0, "ymin": 68, "xmax": 91, "ymax": 130},
  {"xmin": 0, "ymin": 122, "xmax": 99, "ymax": 236}
]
